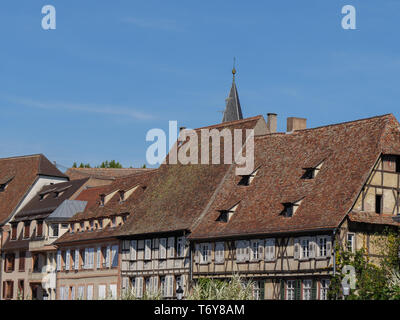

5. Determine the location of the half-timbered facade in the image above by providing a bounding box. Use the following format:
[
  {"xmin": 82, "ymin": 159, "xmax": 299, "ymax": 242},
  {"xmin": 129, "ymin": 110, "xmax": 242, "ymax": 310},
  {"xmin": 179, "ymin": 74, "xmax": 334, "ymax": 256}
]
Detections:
[{"xmin": 189, "ymin": 114, "xmax": 400, "ymax": 300}]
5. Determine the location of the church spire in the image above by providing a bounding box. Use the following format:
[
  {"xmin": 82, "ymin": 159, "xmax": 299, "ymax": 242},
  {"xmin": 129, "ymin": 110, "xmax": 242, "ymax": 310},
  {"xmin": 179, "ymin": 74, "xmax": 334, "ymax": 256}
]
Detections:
[{"xmin": 222, "ymin": 58, "xmax": 243, "ymax": 123}]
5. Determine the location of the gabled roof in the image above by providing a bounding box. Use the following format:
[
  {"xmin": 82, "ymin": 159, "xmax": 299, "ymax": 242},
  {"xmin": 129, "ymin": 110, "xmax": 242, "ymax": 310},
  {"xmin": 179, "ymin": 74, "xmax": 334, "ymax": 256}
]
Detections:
[
  {"xmin": 0, "ymin": 154, "xmax": 68, "ymax": 224},
  {"xmin": 189, "ymin": 114, "xmax": 400, "ymax": 239},
  {"xmin": 66, "ymin": 167, "xmax": 155, "ymax": 181},
  {"xmin": 13, "ymin": 178, "xmax": 89, "ymax": 221},
  {"xmin": 118, "ymin": 116, "xmax": 265, "ymax": 237},
  {"xmin": 55, "ymin": 170, "xmax": 158, "ymax": 245}
]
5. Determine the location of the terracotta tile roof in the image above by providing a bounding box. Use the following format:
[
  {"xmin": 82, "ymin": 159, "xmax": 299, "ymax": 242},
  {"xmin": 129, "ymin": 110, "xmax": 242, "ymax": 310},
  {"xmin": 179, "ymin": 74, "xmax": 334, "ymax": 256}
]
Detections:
[
  {"xmin": 66, "ymin": 167, "xmax": 155, "ymax": 181},
  {"xmin": 348, "ymin": 212, "xmax": 400, "ymax": 227},
  {"xmin": 0, "ymin": 154, "xmax": 68, "ymax": 224},
  {"xmin": 55, "ymin": 170, "xmax": 158, "ymax": 244},
  {"xmin": 118, "ymin": 116, "xmax": 265, "ymax": 237},
  {"xmin": 189, "ymin": 114, "xmax": 400, "ymax": 239},
  {"xmin": 13, "ymin": 178, "xmax": 89, "ymax": 222}
]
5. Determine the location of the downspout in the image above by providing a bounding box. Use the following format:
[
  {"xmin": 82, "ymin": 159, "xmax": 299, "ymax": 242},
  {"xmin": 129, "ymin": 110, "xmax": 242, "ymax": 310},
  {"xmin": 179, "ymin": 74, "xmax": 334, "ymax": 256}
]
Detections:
[{"xmin": 332, "ymin": 228, "xmax": 337, "ymax": 277}]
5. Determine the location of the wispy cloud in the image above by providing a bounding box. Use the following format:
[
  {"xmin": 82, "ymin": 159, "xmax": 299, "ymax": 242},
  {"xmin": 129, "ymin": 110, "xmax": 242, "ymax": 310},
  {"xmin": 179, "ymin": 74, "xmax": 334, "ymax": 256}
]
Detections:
[
  {"xmin": 121, "ymin": 17, "xmax": 181, "ymax": 31},
  {"xmin": 5, "ymin": 96, "xmax": 155, "ymax": 121}
]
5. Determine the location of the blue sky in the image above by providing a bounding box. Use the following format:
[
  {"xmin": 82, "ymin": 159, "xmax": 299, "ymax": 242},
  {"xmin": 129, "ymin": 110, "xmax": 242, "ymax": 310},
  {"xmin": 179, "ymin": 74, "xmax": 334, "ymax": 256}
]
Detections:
[{"xmin": 1, "ymin": 0, "xmax": 399, "ymax": 168}]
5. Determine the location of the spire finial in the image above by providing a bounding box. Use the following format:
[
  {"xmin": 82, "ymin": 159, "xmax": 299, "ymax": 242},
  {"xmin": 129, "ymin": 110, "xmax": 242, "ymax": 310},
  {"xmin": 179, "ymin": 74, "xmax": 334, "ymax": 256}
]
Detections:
[{"xmin": 232, "ymin": 57, "xmax": 236, "ymax": 80}]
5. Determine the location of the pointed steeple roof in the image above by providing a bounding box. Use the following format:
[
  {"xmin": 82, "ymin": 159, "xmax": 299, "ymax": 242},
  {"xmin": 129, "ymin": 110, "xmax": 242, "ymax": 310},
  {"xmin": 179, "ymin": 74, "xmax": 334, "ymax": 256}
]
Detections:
[{"xmin": 222, "ymin": 64, "xmax": 243, "ymax": 123}]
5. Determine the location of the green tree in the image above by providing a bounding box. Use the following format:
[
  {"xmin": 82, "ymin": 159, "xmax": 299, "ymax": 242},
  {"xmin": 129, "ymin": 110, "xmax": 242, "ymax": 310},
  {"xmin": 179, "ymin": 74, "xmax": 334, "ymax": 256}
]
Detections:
[{"xmin": 99, "ymin": 160, "xmax": 123, "ymax": 168}]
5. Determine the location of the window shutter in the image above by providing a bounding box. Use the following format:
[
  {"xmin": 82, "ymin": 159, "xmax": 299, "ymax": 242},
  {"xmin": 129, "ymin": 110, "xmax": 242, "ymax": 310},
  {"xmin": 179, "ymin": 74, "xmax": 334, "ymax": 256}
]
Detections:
[
  {"xmin": 309, "ymin": 237, "xmax": 316, "ymax": 258},
  {"xmin": 106, "ymin": 246, "xmax": 111, "ymax": 267},
  {"xmin": 96, "ymin": 247, "xmax": 101, "ymax": 269},
  {"xmin": 167, "ymin": 237, "xmax": 175, "ymax": 258},
  {"xmin": 56, "ymin": 251, "xmax": 61, "ymax": 271},
  {"xmin": 66, "ymin": 250, "xmax": 70, "ymax": 270},
  {"xmin": 294, "ymin": 238, "xmax": 300, "ymax": 260},
  {"xmin": 153, "ymin": 276, "xmax": 159, "ymax": 294},
  {"xmin": 194, "ymin": 244, "xmax": 199, "ymax": 263},
  {"xmin": 74, "ymin": 250, "xmax": 79, "ymax": 270},
  {"xmin": 311, "ymin": 280, "xmax": 317, "ymax": 300},
  {"xmin": 159, "ymin": 238, "xmax": 167, "ymax": 259},
  {"xmin": 294, "ymin": 280, "xmax": 301, "ymax": 300},
  {"xmin": 280, "ymin": 280, "xmax": 285, "ymax": 300},
  {"xmin": 258, "ymin": 240, "xmax": 264, "ymax": 259},
  {"xmin": 87, "ymin": 285, "xmax": 93, "ymax": 300},
  {"xmin": 145, "ymin": 239, "xmax": 152, "ymax": 260},
  {"xmin": 130, "ymin": 240, "xmax": 137, "ymax": 260},
  {"xmin": 326, "ymin": 236, "xmax": 332, "ymax": 257},
  {"xmin": 112, "ymin": 245, "xmax": 118, "ymax": 267},
  {"xmin": 215, "ymin": 242, "xmax": 224, "ymax": 263}
]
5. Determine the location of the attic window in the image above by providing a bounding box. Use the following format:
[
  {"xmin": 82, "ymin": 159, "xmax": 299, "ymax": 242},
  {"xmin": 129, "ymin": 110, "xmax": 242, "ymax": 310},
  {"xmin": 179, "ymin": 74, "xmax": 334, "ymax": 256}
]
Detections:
[
  {"xmin": 375, "ymin": 194, "xmax": 382, "ymax": 214},
  {"xmin": 238, "ymin": 168, "xmax": 259, "ymax": 186},
  {"xmin": 119, "ymin": 191, "xmax": 125, "ymax": 203},
  {"xmin": 0, "ymin": 176, "xmax": 13, "ymax": 192},
  {"xmin": 0, "ymin": 183, "xmax": 7, "ymax": 192},
  {"xmin": 281, "ymin": 199, "xmax": 302, "ymax": 218},
  {"xmin": 100, "ymin": 194, "xmax": 105, "ymax": 207},
  {"xmin": 301, "ymin": 161, "xmax": 323, "ymax": 180},
  {"xmin": 216, "ymin": 203, "xmax": 239, "ymax": 223}
]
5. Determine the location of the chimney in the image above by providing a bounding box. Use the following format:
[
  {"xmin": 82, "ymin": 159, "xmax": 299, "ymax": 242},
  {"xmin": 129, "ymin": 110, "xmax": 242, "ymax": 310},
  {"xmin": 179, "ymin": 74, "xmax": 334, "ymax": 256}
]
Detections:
[
  {"xmin": 266, "ymin": 113, "xmax": 277, "ymax": 133},
  {"xmin": 287, "ymin": 117, "xmax": 307, "ymax": 132}
]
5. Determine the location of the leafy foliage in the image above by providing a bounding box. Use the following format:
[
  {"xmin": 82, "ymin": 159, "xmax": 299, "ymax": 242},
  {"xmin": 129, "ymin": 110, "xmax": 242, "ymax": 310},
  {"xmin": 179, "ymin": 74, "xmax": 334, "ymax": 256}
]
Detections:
[
  {"xmin": 329, "ymin": 228, "xmax": 400, "ymax": 300},
  {"xmin": 187, "ymin": 274, "xmax": 255, "ymax": 300}
]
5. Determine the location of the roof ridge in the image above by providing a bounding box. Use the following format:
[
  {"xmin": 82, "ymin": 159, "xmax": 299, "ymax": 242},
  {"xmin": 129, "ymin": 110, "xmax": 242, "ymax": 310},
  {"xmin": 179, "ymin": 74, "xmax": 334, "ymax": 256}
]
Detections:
[
  {"xmin": 0, "ymin": 153, "xmax": 42, "ymax": 161},
  {"xmin": 194, "ymin": 115, "xmax": 262, "ymax": 131}
]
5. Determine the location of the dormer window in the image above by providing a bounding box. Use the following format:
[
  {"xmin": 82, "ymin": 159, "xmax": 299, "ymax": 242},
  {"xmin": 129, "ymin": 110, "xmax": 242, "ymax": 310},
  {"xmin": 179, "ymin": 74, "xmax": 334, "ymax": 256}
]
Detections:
[
  {"xmin": 111, "ymin": 217, "xmax": 116, "ymax": 227},
  {"xmin": 238, "ymin": 168, "xmax": 259, "ymax": 186},
  {"xmin": 90, "ymin": 220, "xmax": 94, "ymax": 231},
  {"xmin": 80, "ymin": 222, "xmax": 84, "ymax": 232},
  {"xmin": 119, "ymin": 191, "xmax": 125, "ymax": 203},
  {"xmin": 216, "ymin": 203, "xmax": 239, "ymax": 223},
  {"xmin": 98, "ymin": 219, "xmax": 103, "ymax": 229},
  {"xmin": 301, "ymin": 161, "xmax": 323, "ymax": 180},
  {"xmin": 100, "ymin": 195, "xmax": 105, "ymax": 207},
  {"xmin": 281, "ymin": 199, "xmax": 302, "ymax": 218},
  {"xmin": 0, "ymin": 176, "xmax": 13, "ymax": 192}
]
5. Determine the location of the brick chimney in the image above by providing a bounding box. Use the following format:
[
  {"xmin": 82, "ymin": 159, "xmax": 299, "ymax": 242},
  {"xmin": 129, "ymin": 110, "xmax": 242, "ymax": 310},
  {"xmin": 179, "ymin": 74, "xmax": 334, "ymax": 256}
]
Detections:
[
  {"xmin": 266, "ymin": 113, "xmax": 277, "ymax": 133},
  {"xmin": 287, "ymin": 117, "xmax": 307, "ymax": 132}
]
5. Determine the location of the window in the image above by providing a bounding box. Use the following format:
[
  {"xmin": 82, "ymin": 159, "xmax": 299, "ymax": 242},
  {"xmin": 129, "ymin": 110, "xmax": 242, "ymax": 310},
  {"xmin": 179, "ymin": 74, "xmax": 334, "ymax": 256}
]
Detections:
[
  {"xmin": 301, "ymin": 238, "xmax": 310, "ymax": 258},
  {"xmin": 200, "ymin": 243, "xmax": 211, "ymax": 264},
  {"xmin": 23, "ymin": 222, "xmax": 30, "ymax": 239},
  {"xmin": 238, "ymin": 168, "xmax": 259, "ymax": 186},
  {"xmin": 18, "ymin": 280, "xmax": 24, "ymax": 299},
  {"xmin": 119, "ymin": 191, "xmax": 125, "ymax": 203},
  {"xmin": 396, "ymin": 156, "xmax": 400, "ymax": 173},
  {"xmin": 77, "ymin": 286, "xmax": 84, "ymax": 300},
  {"xmin": 74, "ymin": 249, "xmax": 79, "ymax": 270},
  {"xmin": 100, "ymin": 195, "xmax": 105, "ymax": 207},
  {"xmin": 79, "ymin": 222, "xmax": 84, "ymax": 232},
  {"xmin": 135, "ymin": 277, "xmax": 144, "ymax": 298},
  {"xmin": 347, "ymin": 233, "xmax": 355, "ymax": 252},
  {"xmin": 144, "ymin": 239, "xmax": 152, "ymax": 260},
  {"xmin": 130, "ymin": 240, "xmax": 137, "ymax": 260},
  {"xmin": 70, "ymin": 286, "xmax": 75, "ymax": 300},
  {"xmin": 216, "ymin": 203, "xmax": 239, "ymax": 222},
  {"xmin": 160, "ymin": 276, "xmax": 166, "ymax": 297},
  {"xmin": 36, "ymin": 220, "xmax": 43, "ymax": 237},
  {"xmin": 215, "ymin": 242, "xmax": 225, "ymax": 264},
  {"xmin": 286, "ymin": 280, "xmax": 295, "ymax": 300},
  {"xmin": 111, "ymin": 245, "xmax": 118, "ymax": 267},
  {"xmin": 98, "ymin": 285, "xmax": 106, "ymax": 300},
  {"xmin": 4, "ymin": 253, "xmax": 15, "ymax": 272},
  {"xmin": 235, "ymin": 240, "xmax": 250, "ymax": 262},
  {"xmin": 303, "ymin": 280, "xmax": 312, "ymax": 300},
  {"xmin": 3, "ymin": 281, "xmax": 14, "ymax": 299},
  {"xmin": 111, "ymin": 217, "xmax": 116, "ymax": 227},
  {"xmin": 176, "ymin": 237, "xmax": 185, "ymax": 258},
  {"xmin": 50, "ymin": 224, "xmax": 59, "ymax": 237},
  {"xmin": 251, "ymin": 240, "xmax": 260, "ymax": 261},
  {"xmin": 109, "ymin": 284, "xmax": 117, "ymax": 300},
  {"xmin": 19, "ymin": 252, "xmax": 25, "ymax": 272},
  {"xmin": 253, "ymin": 281, "xmax": 265, "ymax": 300},
  {"xmin": 265, "ymin": 239, "xmax": 275, "ymax": 261},
  {"xmin": 281, "ymin": 199, "xmax": 302, "ymax": 217},
  {"xmin": 87, "ymin": 285, "xmax": 93, "ymax": 300},
  {"xmin": 320, "ymin": 279, "xmax": 330, "ymax": 300},
  {"xmin": 159, "ymin": 238, "xmax": 167, "ymax": 259},
  {"xmin": 11, "ymin": 223, "xmax": 17, "ymax": 240},
  {"xmin": 318, "ymin": 237, "xmax": 327, "ymax": 257},
  {"xmin": 375, "ymin": 194, "xmax": 382, "ymax": 214},
  {"xmin": 302, "ymin": 168, "xmax": 315, "ymax": 179},
  {"xmin": 167, "ymin": 237, "xmax": 175, "ymax": 258},
  {"xmin": 56, "ymin": 251, "xmax": 61, "ymax": 271}
]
